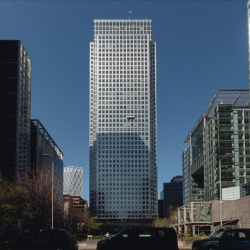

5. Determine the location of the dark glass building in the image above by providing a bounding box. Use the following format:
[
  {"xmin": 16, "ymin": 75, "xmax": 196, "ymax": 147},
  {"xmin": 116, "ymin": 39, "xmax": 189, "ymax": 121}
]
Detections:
[
  {"xmin": 0, "ymin": 40, "xmax": 31, "ymax": 179},
  {"xmin": 161, "ymin": 176, "xmax": 183, "ymax": 218},
  {"xmin": 30, "ymin": 119, "xmax": 64, "ymax": 201},
  {"xmin": 158, "ymin": 199, "xmax": 164, "ymax": 219}
]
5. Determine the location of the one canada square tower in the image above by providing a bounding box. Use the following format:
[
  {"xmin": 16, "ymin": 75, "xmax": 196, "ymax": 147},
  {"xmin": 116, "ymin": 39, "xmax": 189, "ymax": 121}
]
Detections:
[{"xmin": 89, "ymin": 19, "xmax": 157, "ymax": 227}]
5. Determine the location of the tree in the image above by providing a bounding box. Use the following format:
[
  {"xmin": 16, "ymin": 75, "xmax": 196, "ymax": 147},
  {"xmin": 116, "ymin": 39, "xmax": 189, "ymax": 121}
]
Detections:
[
  {"xmin": 0, "ymin": 167, "xmax": 64, "ymax": 229},
  {"xmin": 19, "ymin": 167, "xmax": 64, "ymax": 229},
  {"xmin": 168, "ymin": 206, "xmax": 178, "ymax": 224},
  {"xmin": 152, "ymin": 206, "xmax": 179, "ymax": 228},
  {"xmin": 79, "ymin": 211, "xmax": 102, "ymax": 235},
  {"xmin": 152, "ymin": 218, "xmax": 170, "ymax": 228},
  {"xmin": 0, "ymin": 173, "xmax": 31, "ymax": 227}
]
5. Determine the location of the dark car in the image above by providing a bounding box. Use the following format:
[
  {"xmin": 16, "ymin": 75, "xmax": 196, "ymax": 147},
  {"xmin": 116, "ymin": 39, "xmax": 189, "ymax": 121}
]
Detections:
[
  {"xmin": 38, "ymin": 229, "xmax": 78, "ymax": 250},
  {"xmin": 192, "ymin": 228, "xmax": 250, "ymax": 250},
  {"xmin": 97, "ymin": 227, "xmax": 179, "ymax": 250},
  {"xmin": 2, "ymin": 229, "xmax": 40, "ymax": 250},
  {"xmin": 2, "ymin": 229, "xmax": 78, "ymax": 250}
]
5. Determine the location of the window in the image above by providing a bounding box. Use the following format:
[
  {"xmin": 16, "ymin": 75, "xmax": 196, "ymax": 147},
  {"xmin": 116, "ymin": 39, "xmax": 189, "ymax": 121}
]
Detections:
[
  {"xmin": 239, "ymin": 231, "xmax": 247, "ymax": 239},
  {"xmin": 222, "ymin": 231, "xmax": 237, "ymax": 240}
]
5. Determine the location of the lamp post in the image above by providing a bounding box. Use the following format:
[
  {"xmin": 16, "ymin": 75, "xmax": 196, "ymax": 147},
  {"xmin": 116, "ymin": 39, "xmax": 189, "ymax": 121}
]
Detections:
[
  {"xmin": 44, "ymin": 154, "xmax": 54, "ymax": 229},
  {"xmin": 218, "ymin": 153, "xmax": 232, "ymax": 229}
]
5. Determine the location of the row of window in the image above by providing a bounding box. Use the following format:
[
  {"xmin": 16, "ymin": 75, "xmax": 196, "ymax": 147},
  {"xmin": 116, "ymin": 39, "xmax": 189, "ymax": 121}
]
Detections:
[
  {"xmin": 94, "ymin": 22, "xmax": 151, "ymax": 26},
  {"xmin": 97, "ymin": 160, "xmax": 149, "ymax": 163},
  {"xmin": 93, "ymin": 62, "xmax": 148, "ymax": 66},
  {"xmin": 96, "ymin": 79, "xmax": 150, "ymax": 83},
  {"xmin": 97, "ymin": 40, "xmax": 149, "ymax": 45},
  {"xmin": 98, "ymin": 105, "xmax": 147, "ymax": 109},
  {"xmin": 98, "ymin": 103, "xmax": 148, "ymax": 107},
  {"xmin": 98, "ymin": 48, "xmax": 147, "ymax": 52},
  {"xmin": 95, "ymin": 35, "xmax": 150, "ymax": 39},
  {"xmin": 98, "ymin": 129, "xmax": 148, "ymax": 133},
  {"xmin": 95, "ymin": 26, "xmax": 151, "ymax": 31},
  {"xmin": 98, "ymin": 71, "xmax": 148, "ymax": 75},
  {"xmin": 98, "ymin": 109, "xmax": 148, "ymax": 113}
]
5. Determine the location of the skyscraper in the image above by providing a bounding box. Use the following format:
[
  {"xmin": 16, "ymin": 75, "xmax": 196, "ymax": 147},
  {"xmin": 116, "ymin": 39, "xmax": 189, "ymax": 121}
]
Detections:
[
  {"xmin": 63, "ymin": 166, "xmax": 83, "ymax": 197},
  {"xmin": 0, "ymin": 40, "xmax": 31, "ymax": 179},
  {"xmin": 247, "ymin": 0, "xmax": 250, "ymax": 108},
  {"xmin": 89, "ymin": 19, "xmax": 157, "ymax": 227}
]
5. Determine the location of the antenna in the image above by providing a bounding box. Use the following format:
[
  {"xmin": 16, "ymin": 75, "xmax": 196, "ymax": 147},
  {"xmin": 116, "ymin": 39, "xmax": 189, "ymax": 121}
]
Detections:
[{"xmin": 128, "ymin": 10, "xmax": 132, "ymax": 19}]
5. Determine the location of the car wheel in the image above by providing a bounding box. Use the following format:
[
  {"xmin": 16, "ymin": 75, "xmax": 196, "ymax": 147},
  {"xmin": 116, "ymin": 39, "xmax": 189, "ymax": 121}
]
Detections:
[{"xmin": 206, "ymin": 246, "xmax": 217, "ymax": 250}]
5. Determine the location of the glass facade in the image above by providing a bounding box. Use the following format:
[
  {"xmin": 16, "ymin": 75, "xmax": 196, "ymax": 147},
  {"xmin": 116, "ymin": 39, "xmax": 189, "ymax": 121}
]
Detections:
[
  {"xmin": 89, "ymin": 19, "xmax": 157, "ymax": 222},
  {"xmin": 248, "ymin": 0, "xmax": 250, "ymax": 93},
  {"xmin": 30, "ymin": 119, "xmax": 64, "ymax": 202},
  {"xmin": 0, "ymin": 41, "xmax": 31, "ymax": 179},
  {"xmin": 182, "ymin": 148, "xmax": 191, "ymax": 204},
  {"xmin": 183, "ymin": 90, "xmax": 250, "ymax": 204},
  {"xmin": 63, "ymin": 166, "xmax": 83, "ymax": 197}
]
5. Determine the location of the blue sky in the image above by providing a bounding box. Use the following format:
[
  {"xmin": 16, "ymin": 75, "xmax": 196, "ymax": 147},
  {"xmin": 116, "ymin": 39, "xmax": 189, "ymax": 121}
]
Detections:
[{"xmin": 0, "ymin": 0, "xmax": 248, "ymax": 200}]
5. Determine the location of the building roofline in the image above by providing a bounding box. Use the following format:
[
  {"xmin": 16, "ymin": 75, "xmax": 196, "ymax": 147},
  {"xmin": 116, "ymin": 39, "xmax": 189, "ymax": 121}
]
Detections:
[
  {"xmin": 184, "ymin": 89, "xmax": 249, "ymax": 143},
  {"xmin": 31, "ymin": 119, "xmax": 64, "ymax": 158},
  {"xmin": 94, "ymin": 19, "xmax": 152, "ymax": 22}
]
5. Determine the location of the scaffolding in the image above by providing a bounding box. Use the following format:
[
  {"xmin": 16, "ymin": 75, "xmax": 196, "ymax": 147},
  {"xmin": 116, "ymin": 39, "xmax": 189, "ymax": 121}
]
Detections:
[{"xmin": 173, "ymin": 202, "xmax": 212, "ymax": 236}]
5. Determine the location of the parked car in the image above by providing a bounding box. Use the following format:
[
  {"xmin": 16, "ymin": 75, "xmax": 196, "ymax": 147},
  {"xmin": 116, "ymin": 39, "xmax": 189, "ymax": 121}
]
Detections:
[
  {"xmin": 2, "ymin": 228, "xmax": 78, "ymax": 250},
  {"xmin": 2, "ymin": 229, "xmax": 40, "ymax": 250},
  {"xmin": 97, "ymin": 227, "xmax": 179, "ymax": 250},
  {"xmin": 192, "ymin": 228, "xmax": 250, "ymax": 250}
]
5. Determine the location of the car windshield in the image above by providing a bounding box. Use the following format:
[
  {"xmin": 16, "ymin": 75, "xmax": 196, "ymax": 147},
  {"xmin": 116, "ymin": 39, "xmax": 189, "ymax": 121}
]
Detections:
[{"xmin": 210, "ymin": 230, "xmax": 224, "ymax": 239}]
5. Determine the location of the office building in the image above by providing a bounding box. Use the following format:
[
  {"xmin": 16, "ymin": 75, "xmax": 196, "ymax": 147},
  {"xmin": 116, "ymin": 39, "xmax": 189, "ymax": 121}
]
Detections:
[
  {"xmin": 248, "ymin": 0, "xmax": 250, "ymax": 92},
  {"xmin": 63, "ymin": 166, "xmax": 83, "ymax": 197},
  {"xmin": 158, "ymin": 200, "xmax": 164, "ymax": 219},
  {"xmin": 30, "ymin": 119, "xmax": 64, "ymax": 200},
  {"xmin": 182, "ymin": 148, "xmax": 191, "ymax": 205},
  {"xmin": 160, "ymin": 176, "xmax": 183, "ymax": 218},
  {"xmin": 0, "ymin": 40, "xmax": 31, "ymax": 179},
  {"xmin": 183, "ymin": 89, "xmax": 250, "ymax": 204},
  {"xmin": 89, "ymin": 19, "xmax": 157, "ymax": 227},
  {"xmin": 64, "ymin": 195, "xmax": 88, "ymax": 221}
]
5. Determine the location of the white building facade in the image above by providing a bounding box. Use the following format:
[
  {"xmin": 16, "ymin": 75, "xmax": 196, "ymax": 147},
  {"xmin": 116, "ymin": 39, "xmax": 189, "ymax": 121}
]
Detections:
[
  {"xmin": 89, "ymin": 19, "xmax": 157, "ymax": 224},
  {"xmin": 63, "ymin": 166, "xmax": 83, "ymax": 197}
]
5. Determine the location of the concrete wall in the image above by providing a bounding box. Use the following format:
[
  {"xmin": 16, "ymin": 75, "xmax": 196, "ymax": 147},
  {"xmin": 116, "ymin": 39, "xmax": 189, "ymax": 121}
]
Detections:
[
  {"xmin": 212, "ymin": 196, "xmax": 250, "ymax": 228},
  {"xmin": 234, "ymin": 196, "xmax": 250, "ymax": 228}
]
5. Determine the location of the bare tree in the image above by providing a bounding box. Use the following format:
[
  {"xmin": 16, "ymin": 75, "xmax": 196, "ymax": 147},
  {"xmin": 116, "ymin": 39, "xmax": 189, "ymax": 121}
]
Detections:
[{"xmin": 18, "ymin": 167, "xmax": 63, "ymax": 229}]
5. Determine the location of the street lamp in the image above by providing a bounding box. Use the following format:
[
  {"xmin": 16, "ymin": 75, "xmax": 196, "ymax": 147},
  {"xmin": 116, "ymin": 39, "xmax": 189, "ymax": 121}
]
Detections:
[
  {"xmin": 218, "ymin": 152, "xmax": 232, "ymax": 229},
  {"xmin": 44, "ymin": 154, "xmax": 54, "ymax": 229}
]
